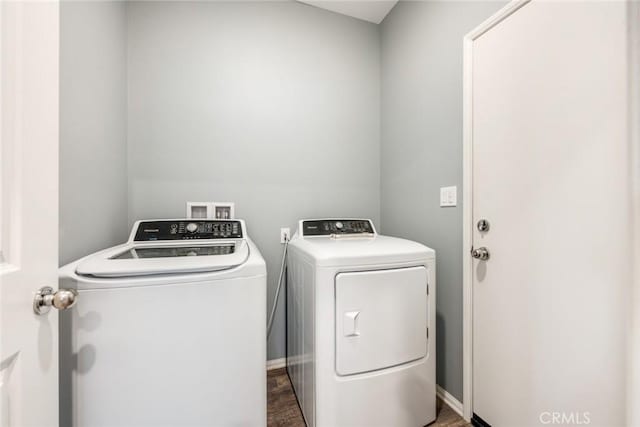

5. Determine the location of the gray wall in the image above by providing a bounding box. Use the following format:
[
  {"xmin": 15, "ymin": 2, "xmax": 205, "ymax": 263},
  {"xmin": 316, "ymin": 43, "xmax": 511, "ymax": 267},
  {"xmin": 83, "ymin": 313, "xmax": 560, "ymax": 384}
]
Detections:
[
  {"xmin": 60, "ymin": 1, "xmax": 128, "ymax": 266},
  {"xmin": 59, "ymin": 2, "xmax": 128, "ymax": 424},
  {"xmin": 379, "ymin": 0, "xmax": 505, "ymax": 401},
  {"xmin": 126, "ymin": 1, "xmax": 381, "ymax": 360},
  {"xmin": 59, "ymin": 0, "xmax": 507, "ymax": 399}
]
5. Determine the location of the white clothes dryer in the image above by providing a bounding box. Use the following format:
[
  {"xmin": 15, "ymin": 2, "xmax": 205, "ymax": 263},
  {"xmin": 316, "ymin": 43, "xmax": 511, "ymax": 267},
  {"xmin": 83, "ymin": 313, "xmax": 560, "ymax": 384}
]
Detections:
[
  {"xmin": 59, "ymin": 219, "xmax": 266, "ymax": 427},
  {"xmin": 286, "ymin": 219, "xmax": 436, "ymax": 427}
]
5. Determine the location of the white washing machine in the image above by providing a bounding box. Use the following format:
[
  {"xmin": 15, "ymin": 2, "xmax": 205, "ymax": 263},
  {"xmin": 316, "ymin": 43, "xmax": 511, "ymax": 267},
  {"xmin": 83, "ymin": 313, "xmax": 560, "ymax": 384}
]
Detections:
[
  {"xmin": 286, "ymin": 219, "xmax": 436, "ymax": 427},
  {"xmin": 59, "ymin": 219, "xmax": 266, "ymax": 427}
]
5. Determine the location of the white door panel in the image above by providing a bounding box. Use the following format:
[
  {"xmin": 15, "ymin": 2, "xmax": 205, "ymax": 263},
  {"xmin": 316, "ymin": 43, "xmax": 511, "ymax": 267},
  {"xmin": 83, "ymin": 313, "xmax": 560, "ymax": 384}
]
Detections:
[
  {"xmin": 0, "ymin": 2, "xmax": 60, "ymax": 426},
  {"xmin": 335, "ymin": 267, "xmax": 428, "ymax": 376},
  {"xmin": 470, "ymin": 1, "xmax": 630, "ymax": 426}
]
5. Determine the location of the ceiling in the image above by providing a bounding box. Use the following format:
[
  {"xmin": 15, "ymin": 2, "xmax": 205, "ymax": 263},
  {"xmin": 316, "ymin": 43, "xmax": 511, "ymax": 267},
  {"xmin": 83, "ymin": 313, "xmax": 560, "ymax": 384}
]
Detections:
[{"xmin": 297, "ymin": 0, "xmax": 399, "ymax": 24}]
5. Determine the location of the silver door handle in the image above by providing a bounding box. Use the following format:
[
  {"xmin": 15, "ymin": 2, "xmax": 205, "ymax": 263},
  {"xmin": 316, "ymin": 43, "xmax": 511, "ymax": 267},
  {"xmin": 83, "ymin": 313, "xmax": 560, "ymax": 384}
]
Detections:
[
  {"xmin": 33, "ymin": 286, "xmax": 78, "ymax": 315},
  {"xmin": 471, "ymin": 247, "xmax": 490, "ymax": 261}
]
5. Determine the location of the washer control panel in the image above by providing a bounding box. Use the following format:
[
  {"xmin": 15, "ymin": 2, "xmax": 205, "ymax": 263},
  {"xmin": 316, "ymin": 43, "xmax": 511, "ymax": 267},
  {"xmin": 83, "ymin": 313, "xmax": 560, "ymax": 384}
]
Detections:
[
  {"xmin": 133, "ymin": 220, "xmax": 243, "ymax": 241},
  {"xmin": 301, "ymin": 219, "xmax": 375, "ymax": 236}
]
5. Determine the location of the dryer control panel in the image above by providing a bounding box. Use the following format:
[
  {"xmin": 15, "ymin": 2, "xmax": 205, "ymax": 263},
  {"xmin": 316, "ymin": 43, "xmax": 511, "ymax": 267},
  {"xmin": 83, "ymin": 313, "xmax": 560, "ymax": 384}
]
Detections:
[
  {"xmin": 301, "ymin": 219, "xmax": 375, "ymax": 236},
  {"xmin": 133, "ymin": 220, "xmax": 243, "ymax": 241}
]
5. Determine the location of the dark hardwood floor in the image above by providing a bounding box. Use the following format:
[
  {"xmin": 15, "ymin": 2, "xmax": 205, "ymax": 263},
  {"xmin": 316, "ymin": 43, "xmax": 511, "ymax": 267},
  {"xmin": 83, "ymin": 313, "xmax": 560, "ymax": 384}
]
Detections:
[
  {"xmin": 267, "ymin": 368, "xmax": 307, "ymax": 426},
  {"xmin": 267, "ymin": 368, "xmax": 470, "ymax": 427}
]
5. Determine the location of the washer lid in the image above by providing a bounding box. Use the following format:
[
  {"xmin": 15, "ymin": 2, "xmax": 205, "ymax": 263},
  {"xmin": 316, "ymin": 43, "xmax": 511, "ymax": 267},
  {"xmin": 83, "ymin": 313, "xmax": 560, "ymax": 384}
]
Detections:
[{"xmin": 75, "ymin": 240, "xmax": 250, "ymax": 278}]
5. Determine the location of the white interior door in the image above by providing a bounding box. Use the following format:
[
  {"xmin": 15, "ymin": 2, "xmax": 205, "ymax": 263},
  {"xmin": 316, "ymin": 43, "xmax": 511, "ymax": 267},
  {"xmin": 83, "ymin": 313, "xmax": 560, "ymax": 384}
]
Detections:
[
  {"xmin": 1, "ymin": 1, "xmax": 60, "ymax": 426},
  {"xmin": 468, "ymin": 1, "xmax": 632, "ymax": 426}
]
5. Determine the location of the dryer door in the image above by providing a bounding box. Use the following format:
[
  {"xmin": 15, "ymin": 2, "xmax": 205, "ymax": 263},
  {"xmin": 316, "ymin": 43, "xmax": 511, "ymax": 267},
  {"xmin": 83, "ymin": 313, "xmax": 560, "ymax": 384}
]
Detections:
[{"xmin": 335, "ymin": 266, "xmax": 428, "ymax": 376}]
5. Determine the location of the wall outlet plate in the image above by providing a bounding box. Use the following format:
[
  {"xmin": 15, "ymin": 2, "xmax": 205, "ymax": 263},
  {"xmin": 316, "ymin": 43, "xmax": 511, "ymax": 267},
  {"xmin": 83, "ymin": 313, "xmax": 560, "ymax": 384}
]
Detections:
[
  {"xmin": 280, "ymin": 227, "xmax": 290, "ymax": 243},
  {"xmin": 440, "ymin": 186, "xmax": 457, "ymax": 207}
]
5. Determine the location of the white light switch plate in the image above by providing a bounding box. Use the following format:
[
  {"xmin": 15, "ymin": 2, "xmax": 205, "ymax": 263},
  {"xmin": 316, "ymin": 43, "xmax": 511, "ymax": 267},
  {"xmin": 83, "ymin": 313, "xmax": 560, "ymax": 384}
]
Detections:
[{"xmin": 440, "ymin": 186, "xmax": 457, "ymax": 207}]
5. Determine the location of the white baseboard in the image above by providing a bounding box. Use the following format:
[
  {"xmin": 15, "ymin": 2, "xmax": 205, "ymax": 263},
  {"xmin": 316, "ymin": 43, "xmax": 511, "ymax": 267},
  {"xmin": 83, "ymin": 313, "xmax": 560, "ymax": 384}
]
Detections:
[
  {"xmin": 436, "ymin": 385, "xmax": 464, "ymax": 418},
  {"xmin": 266, "ymin": 357, "xmax": 286, "ymax": 370}
]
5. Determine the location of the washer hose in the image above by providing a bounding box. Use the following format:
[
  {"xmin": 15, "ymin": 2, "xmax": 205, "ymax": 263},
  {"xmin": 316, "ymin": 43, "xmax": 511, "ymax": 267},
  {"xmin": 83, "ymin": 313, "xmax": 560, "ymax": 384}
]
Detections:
[{"xmin": 267, "ymin": 237, "xmax": 289, "ymax": 338}]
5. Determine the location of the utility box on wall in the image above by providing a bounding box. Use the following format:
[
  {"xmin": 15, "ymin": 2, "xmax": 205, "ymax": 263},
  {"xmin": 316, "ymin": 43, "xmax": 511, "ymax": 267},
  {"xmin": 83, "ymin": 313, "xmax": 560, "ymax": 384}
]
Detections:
[{"xmin": 186, "ymin": 202, "xmax": 235, "ymax": 219}]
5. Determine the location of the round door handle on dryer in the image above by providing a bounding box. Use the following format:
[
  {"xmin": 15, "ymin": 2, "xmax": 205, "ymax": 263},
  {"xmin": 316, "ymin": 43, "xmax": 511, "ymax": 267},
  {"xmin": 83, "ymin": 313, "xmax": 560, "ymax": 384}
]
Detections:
[
  {"xmin": 33, "ymin": 286, "xmax": 78, "ymax": 315},
  {"xmin": 471, "ymin": 247, "xmax": 490, "ymax": 261}
]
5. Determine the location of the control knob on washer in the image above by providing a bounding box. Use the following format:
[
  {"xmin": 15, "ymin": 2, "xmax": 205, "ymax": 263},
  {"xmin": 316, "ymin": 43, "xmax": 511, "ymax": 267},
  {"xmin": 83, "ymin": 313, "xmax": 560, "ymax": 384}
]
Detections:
[
  {"xmin": 335, "ymin": 221, "xmax": 343, "ymax": 230},
  {"xmin": 186, "ymin": 223, "xmax": 198, "ymax": 233}
]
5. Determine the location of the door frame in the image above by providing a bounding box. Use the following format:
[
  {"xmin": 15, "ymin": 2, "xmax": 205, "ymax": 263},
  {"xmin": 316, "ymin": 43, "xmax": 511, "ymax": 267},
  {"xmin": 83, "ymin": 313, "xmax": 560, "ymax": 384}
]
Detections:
[
  {"xmin": 628, "ymin": 1, "xmax": 640, "ymax": 425},
  {"xmin": 462, "ymin": 0, "xmax": 640, "ymax": 422}
]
